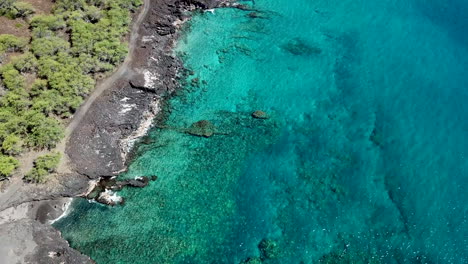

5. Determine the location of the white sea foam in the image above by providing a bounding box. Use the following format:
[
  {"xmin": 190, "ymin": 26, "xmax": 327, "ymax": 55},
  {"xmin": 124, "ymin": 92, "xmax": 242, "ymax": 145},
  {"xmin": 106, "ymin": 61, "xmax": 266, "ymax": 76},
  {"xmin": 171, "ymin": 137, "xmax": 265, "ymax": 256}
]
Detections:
[
  {"xmin": 49, "ymin": 198, "xmax": 73, "ymax": 225},
  {"xmin": 99, "ymin": 190, "xmax": 123, "ymax": 204}
]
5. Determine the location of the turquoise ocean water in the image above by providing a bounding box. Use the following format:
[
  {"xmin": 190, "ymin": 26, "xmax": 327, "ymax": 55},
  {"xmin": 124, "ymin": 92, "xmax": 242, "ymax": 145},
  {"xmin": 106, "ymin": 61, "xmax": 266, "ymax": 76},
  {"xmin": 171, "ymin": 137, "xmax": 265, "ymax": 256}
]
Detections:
[{"xmin": 55, "ymin": 0, "xmax": 468, "ymax": 263}]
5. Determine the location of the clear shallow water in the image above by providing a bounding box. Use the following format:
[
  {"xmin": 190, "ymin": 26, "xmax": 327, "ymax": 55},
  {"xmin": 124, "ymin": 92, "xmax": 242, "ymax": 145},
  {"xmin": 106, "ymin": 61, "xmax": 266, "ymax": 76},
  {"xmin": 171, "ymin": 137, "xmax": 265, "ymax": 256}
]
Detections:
[{"xmin": 55, "ymin": 0, "xmax": 468, "ymax": 263}]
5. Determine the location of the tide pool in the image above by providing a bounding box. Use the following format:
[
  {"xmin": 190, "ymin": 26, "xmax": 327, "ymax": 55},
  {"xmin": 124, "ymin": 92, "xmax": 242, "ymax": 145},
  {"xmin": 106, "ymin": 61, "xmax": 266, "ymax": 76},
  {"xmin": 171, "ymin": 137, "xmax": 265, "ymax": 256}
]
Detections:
[{"xmin": 55, "ymin": 0, "xmax": 468, "ymax": 263}]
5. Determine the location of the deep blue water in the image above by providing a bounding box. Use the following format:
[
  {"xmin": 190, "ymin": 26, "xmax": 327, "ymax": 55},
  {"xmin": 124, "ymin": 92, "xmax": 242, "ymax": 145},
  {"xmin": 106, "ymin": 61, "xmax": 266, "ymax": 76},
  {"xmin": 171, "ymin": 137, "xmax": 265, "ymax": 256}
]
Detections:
[{"xmin": 55, "ymin": 0, "xmax": 468, "ymax": 263}]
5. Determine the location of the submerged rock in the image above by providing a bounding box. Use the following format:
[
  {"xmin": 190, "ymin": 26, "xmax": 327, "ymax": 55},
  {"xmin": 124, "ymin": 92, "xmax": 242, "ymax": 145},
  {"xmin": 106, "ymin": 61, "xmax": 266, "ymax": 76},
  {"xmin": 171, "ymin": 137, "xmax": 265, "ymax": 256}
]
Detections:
[
  {"xmin": 258, "ymin": 239, "xmax": 280, "ymax": 259},
  {"xmin": 239, "ymin": 257, "xmax": 262, "ymax": 264},
  {"xmin": 281, "ymin": 38, "xmax": 322, "ymax": 56},
  {"xmin": 252, "ymin": 110, "xmax": 269, "ymax": 119},
  {"xmin": 247, "ymin": 12, "xmax": 260, "ymax": 18},
  {"xmin": 187, "ymin": 120, "xmax": 215, "ymax": 137}
]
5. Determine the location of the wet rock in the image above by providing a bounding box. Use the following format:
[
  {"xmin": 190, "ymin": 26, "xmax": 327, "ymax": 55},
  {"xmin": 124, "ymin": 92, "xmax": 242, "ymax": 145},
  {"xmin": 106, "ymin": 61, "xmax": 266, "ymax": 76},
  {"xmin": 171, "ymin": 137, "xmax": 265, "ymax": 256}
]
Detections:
[
  {"xmin": 252, "ymin": 110, "xmax": 269, "ymax": 119},
  {"xmin": 141, "ymin": 136, "xmax": 155, "ymax": 145},
  {"xmin": 281, "ymin": 38, "xmax": 322, "ymax": 56},
  {"xmin": 187, "ymin": 120, "xmax": 215, "ymax": 137},
  {"xmin": 258, "ymin": 238, "xmax": 280, "ymax": 259},
  {"xmin": 86, "ymin": 176, "xmax": 154, "ymax": 205},
  {"xmin": 96, "ymin": 190, "xmax": 123, "ymax": 206},
  {"xmin": 154, "ymin": 22, "xmax": 175, "ymax": 36},
  {"xmin": 129, "ymin": 76, "xmax": 157, "ymax": 94},
  {"xmin": 120, "ymin": 177, "xmax": 149, "ymax": 188},
  {"xmin": 189, "ymin": 0, "xmax": 223, "ymax": 9},
  {"xmin": 86, "ymin": 186, "xmax": 104, "ymax": 200},
  {"xmin": 0, "ymin": 219, "xmax": 93, "ymax": 264}
]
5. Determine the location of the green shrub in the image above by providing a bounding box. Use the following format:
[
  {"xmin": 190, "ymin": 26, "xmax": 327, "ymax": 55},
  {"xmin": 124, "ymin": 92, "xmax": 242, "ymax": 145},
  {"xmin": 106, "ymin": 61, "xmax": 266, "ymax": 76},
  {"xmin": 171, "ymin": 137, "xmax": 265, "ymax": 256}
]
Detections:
[
  {"xmin": 37, "ymin": 56, "xmax": 61, "ymax": 78},
  {"xmin": 35, "ymin": 152, "xmax": 61, "ymax": 171},
  {"xmin": 0, "ymin": 90, "xmax": 30, "ymax": 112},
  {"xmin": 48, "ymin": 64, "xmax": 95, "ymax": 97},
  {"xmin": 31, "ymin": 89, "xmax": 60, "ymax": 114},
  {"xmin": 93, "ymin": 39, "xmax": 127, "ymax": 64},
  {"xmin": 0, "ymin": 34, "xmax": 28, "ymax": 53},
  {"xmin": 24, "ymin": 152, "xmax": 61, "ymax": 183},
  {"xmin": 31, "ymin": 27, "xmax": 54, "ymax": 39},
  {"xmin": 24, "ymin": 167, "xmax": 48, "ymax": 183},
  {"xmin": 13, "ymin": 2, "xmax": 35, "ymax": 17},
  {"xmin": 2, "ymin": 134, "xmax": 23, "ymax": 154},
  {"xmin": 12, "ymin": 52, "xmax": 38, "ymax": 73},
  {"xmin": 0, "ymin": 64, "xmax": 26, "ymax": 90},
  {"xmin": 30, "ymin": 79, "xmax": 48, "ymax": 96},
  {"xmin": 0, "ymin": 155, "xmax": 19, "ymax": 179},
  {"xmin": 30, "ymin": 15, "xmax": 66, "ymax": 31},
  {"xmin": 24, "ymin": 113, "xmax": 64, "ymax": 149},
  {"xmin": 0, "ymin": 0, "xmax": 35, "ymax": 19},
  {"xmin": 31, "ymin": 36, "xmax": 70, "ymax": 57},
  {"xmin": 0, "ymin": 109, "xmax": 26, "ymax": 138}
]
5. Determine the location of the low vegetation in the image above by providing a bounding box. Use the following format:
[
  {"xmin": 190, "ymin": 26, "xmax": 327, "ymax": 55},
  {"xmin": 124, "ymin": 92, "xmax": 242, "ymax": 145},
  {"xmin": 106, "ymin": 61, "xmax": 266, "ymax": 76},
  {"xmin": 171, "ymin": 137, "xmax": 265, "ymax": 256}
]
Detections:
[
  {"xmin": 24, "ymin": 152, "xmax": 60, "ymax": 183},
  {"xmin": 0, "ymin": 0, "xmax": 142, "ymax": 180},
  {"xmin": 0, "ymin": 0, "xmax": 35, "ymax": 19}
]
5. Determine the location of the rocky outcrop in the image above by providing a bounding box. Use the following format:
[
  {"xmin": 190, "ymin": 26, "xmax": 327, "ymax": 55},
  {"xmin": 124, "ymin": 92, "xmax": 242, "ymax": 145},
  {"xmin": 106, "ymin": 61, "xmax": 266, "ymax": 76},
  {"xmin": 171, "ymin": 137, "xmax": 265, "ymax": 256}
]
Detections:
[
  {"xmin": 0, "ymin": 218, "xmax": 93, "ymax": 264},
  {"xmin": 0, "ymin": 173, "xmax": 89, "ymax": 212},
  {"xmin": 67, "ymin": 0, "xmax": 230, "ymax": 179},
  {"xmin": 86, "ymin": 176, "xmax": 157, "ymax": 206}
]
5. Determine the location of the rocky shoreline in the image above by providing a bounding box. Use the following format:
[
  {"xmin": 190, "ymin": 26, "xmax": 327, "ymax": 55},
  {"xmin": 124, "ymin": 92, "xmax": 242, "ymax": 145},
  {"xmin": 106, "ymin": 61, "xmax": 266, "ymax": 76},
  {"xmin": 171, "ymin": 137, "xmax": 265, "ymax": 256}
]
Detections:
[{"xmin": 0, "ymin": 0, "xmax": 248, "ymax": 262}]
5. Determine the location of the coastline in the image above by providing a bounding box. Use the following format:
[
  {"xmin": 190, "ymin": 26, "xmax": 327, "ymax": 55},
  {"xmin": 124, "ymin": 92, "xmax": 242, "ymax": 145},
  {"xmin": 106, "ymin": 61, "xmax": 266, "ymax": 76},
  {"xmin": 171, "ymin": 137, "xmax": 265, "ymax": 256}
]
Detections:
[{"xmin": 0, "ymin": 0, "xmax": 239, "ymax": 263}]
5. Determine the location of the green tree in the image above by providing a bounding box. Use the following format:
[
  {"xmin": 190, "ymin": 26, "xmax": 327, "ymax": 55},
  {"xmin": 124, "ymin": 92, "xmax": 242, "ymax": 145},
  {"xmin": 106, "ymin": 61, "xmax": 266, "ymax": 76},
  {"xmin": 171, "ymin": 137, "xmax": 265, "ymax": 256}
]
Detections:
[
  {"xmin": 23, "ymin": 111, "xmax": 64, "ymax": 149},
  {"xmin": 93, "ymin": 39, "xmax": 127, "ymax": 64}
]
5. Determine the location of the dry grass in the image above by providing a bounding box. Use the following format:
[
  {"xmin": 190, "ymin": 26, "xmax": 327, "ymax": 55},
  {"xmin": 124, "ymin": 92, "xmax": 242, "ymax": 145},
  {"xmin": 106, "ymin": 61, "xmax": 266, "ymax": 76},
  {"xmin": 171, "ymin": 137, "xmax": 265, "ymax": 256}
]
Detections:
[
  {"xmin": 0, "ymin": 0, "xmax": 54, "ymax": 36},
  {"xmin": 21, "ymin": 0, "xmax": 54, "ymax": 15},
  {"xmin": 0, "ymin": 17, "xmax": 30, "ymax": 38}
]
